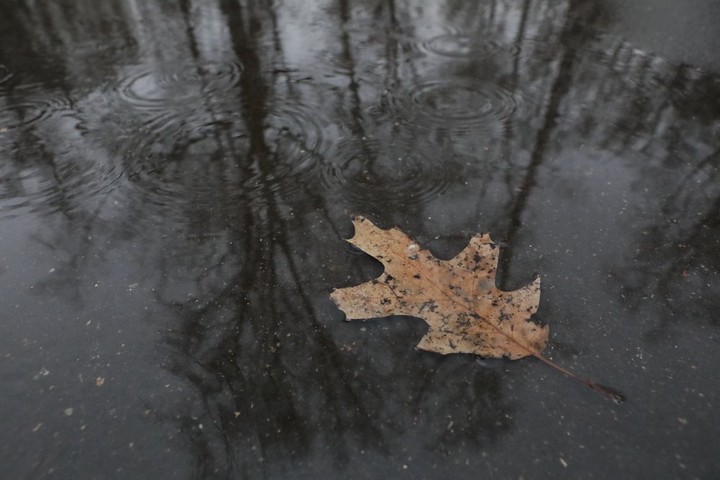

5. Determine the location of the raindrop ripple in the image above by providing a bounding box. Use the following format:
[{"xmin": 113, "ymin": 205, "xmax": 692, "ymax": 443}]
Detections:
[
  {"xmin": 419, "ymin": 33, "xmax": 505, "ymax": 58},
  {"xmin": 0, "ymin": 96, "xmax": 75, "ymax": 132},
  {"xmin": 0, "ymin": 141, "xmax": 123, "ymax": 219},
  {"xmin": 117, "ymin": 61, "xmax": 243, "ymax": 111},
  {"xmin": 322, "ymin": 134, "xmax": 457, "ymax": 207},
  {"xmin": 377, "ymin": 78, "xmax": 524, "ymax": 137},
  {"xmin": 119, "ymin": 101, "xmax": 334, "ymax": 222}
]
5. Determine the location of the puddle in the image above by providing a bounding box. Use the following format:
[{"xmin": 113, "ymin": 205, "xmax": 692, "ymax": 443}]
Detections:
[{"xmin": 0, "ymin": 0, "xmax": 718, "ymax": 478}]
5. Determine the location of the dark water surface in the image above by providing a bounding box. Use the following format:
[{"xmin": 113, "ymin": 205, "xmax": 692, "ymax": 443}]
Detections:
[{"xmin": 1, "ymin": 1, "xmax": 719, "ymax": 478}]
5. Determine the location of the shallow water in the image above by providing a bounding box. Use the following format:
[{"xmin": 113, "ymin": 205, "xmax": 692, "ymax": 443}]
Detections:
[{"xmin": 1, "ymin": 1, "xmax": 719, "ymax": 478}]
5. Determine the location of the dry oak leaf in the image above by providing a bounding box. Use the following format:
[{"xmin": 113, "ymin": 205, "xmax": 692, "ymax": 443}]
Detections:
[{"xmin": 331, "ymin": 216, "xmax": 547, "ymax": 359}]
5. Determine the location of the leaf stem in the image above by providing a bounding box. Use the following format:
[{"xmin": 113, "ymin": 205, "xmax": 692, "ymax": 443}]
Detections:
[
  {"xmin": 439, "ymin": 286, "xmax": 625, "ymax": 403},
  {"xmin": 531, "ymin": 352, "xmax": 625, "ymax": 404}
]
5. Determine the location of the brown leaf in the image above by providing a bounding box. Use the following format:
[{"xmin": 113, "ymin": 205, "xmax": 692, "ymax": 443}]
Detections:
[{"xmin": 331, "ymin": 215, "xmax": 547, "ymax": 359}]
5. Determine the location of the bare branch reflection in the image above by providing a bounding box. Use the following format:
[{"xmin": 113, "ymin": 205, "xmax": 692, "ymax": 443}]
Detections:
[{"xmin": 2, "ymin": 0, "xmax": 719, "ymax": 478}]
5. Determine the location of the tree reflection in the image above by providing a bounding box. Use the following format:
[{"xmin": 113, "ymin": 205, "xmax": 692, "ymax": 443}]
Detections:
[
  {"xmin": 620, "ymin": 144, "xmax": 720, "ymax": 339},
  {"xmin": 139, "ymin": 1, "xmax": 514, "ymax": 475},
  {"xmin": 3, "ymin": 0, "xmax": 720, "ymax": 477}
]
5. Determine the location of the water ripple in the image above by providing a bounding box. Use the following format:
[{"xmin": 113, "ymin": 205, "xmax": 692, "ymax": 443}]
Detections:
[
  {"xmin": 375, "ymin": 78, "xmax": 524, "ymax": 137},
  {"xmin": 117, "ymin": 61, "xmax": 243, "ymax": 111},
  {"xmin": 242, "ymin": 104, "xmax": 333, "ymax": 196},
  {"xmin": 0, "ymin": 97, "xmax": 75, "ymax": 132},
  {"xmin": 322, "ymin": 133, "xmax": 457, "ymax": 206},
  {"xmin": 0, "ymin": 141, "xmax": 123, "ymax": 219},
  {"xmin": 415, "ymin": 32, "xmax": 560, "ymax": 64},
  {"xmin": 419, "ymin": 33, "xmax": 504, "ymax": 58},
  {"xmin": 118, "ymin": 101, "xmax": 334, "ymax": 224}
]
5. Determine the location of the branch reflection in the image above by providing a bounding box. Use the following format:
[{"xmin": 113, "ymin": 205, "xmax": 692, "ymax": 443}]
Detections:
[{"xmin": 2, "ymin": 0, "xmax": 719, "ymax": 477}]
